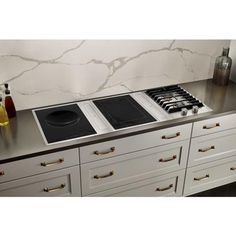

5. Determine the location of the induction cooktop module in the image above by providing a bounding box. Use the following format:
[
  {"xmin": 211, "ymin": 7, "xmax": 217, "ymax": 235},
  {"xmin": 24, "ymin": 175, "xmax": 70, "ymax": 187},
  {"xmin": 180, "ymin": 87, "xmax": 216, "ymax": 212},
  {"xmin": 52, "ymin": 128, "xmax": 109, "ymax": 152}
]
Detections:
[
  {"xmin": 34, "ymin": 104, "xmax": 96, "ymax": 144},
  {"xmin": 93, "ymin": 95, "xmax": 156, "ymax": 130}
]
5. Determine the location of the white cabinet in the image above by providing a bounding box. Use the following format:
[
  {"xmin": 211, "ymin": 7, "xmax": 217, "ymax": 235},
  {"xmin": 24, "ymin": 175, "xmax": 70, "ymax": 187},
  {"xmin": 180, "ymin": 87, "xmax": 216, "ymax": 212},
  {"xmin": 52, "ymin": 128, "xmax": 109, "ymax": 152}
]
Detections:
[
  {"xmin": 80, "ymin": 123, "xmax": 192, "ymax": 164},
  {"xmin": 81, "ymin": 140, "xmax": 189, "ymax": 196},
  {"xmin": 192, "ymin": 113, "xmax": 236, "ymax": 137},
  {"xmin": 0, "ymin": 149, "xmax": 81, "ymax": 197},
  {"xmin": 89, "ymin": 170, "xmax": 185, "ymax": 197},
  {"xmin": 0, "ymin": 148, "xmax": 79, "ymax": 184},
  {"xmin": 188, "ymin": 128, "xmax": 236, "ymax": 167},
  {"xmin": 0, "ymin": 166, "xmax": 81, "ymax": 197},
  {"xmin": 185, "ymin": 112, "xmax": 236, "ymax": 196},
  {"xmin": 184, "ymin": 155, "xmax": 236, "ymax": 196}
]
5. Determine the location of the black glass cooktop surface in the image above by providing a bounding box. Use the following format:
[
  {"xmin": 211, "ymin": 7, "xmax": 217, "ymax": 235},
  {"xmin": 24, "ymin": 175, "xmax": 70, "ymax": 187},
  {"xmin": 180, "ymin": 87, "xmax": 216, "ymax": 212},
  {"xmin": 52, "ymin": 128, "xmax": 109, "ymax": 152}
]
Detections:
[
  {"xmin": 35, "ymin": 104, "xmax": 96, "ymax": 144},
  {"xmin": 93, "ymin": 95, "xmax": 156, "ymax": 130}
]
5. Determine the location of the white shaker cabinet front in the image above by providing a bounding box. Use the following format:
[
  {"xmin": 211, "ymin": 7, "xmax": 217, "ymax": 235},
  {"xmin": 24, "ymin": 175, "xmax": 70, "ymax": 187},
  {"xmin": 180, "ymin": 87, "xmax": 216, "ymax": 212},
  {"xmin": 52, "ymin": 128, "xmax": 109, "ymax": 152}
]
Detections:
[
  {"xmin": 185, "ymin": 112, "xmax": 236, "ymax": 196},
  {"xmin": 0, "ymin": 166, "xmax": 81, "ymax": 197},
  {"xmin": 81, "ymin": 139, "xmax": 190, "ymax": 196},
  {"xmin": 0, "ymin": 148, "xmax": 79, "ymax": 184},
  {"xmin": 0, "ymin": 149, "xmax": 81, "ymax": 197},
  {"xmin": 184, "ymin": 155, "xmax": 236, "ymax": 196},
  {"xmin": 188, "ymin": 128, "xmax": 236, "ymax": 167},
  {"xmin": 80, "ymin": 123, "xmax": 192, "ymax": 164},
  {"xmin": 89, "ymin": 170, "xmax": 185, "ymax": 197}
]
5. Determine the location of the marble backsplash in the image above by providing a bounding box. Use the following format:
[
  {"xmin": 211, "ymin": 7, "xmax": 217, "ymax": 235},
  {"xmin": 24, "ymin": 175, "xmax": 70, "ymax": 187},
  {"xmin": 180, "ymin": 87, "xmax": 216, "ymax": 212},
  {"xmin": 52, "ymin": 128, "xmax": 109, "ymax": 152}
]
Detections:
[{"xmin": 0, "ymin": 40, "xmax": 230, "ymax": 110}]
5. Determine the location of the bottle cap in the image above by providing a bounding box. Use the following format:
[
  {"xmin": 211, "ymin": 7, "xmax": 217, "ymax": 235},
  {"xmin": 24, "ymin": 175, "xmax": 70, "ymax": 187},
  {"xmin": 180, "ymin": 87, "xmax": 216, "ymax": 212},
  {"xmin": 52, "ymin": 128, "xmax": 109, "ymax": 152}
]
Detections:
[
  {"xmin": 222, "ymin": 47, "xmax": 230, "ymax": 56},
  {"xmin": 5, "ymin": 89, "xmax": 10, "ymax": 95},
  {"xmin": 4, "ymin": 83, "xmax": 9, "ymax": 89}
]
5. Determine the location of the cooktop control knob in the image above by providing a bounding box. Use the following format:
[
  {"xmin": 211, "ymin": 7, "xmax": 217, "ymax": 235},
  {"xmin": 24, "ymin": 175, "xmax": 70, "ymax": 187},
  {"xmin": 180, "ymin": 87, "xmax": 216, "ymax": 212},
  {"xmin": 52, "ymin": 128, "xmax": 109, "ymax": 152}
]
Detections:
[
  {"xmin": 181, "ymin": 108, "xmax": 188, "ymax": 116},
  {"xmin": 192, "ymin": 105, "xmax": 199, "ymax": 114}
]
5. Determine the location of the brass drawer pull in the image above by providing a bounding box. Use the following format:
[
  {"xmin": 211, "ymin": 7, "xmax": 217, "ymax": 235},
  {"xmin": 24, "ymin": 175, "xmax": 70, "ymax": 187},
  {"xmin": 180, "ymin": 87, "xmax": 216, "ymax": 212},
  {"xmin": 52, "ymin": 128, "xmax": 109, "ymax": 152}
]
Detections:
[
  {"xmin": 94, "ymin": 171, "xmax": 114, "ymax": 179},
  {"xmin": 230, "ymin": 167, "xmax": 236, "ymax": 171},
  {"xmin": 94, "ymin": 147, "xmax": 115, "ymax": 156},
  {"xmin": 203, "ymin": 123, "xmax": 220, "ymax": 129},
  {"xmin": 156, "ymin": 184, "xmax": 173, "ymax": 192},
  {"xmin": 162, "ymin": 132, "xmax": 180, "ymax": 140},
  {"xmin": 198, "ymin": 146, "xmax": 215, "ymax": 153},
  {"xmin": 43, "ymin": 184, "xmax": 66, "ymax": 193},
  {"xmin": 41, "ymin": 158, "xmax": 64, "ymax": 167},
  {"xmin": 0, "ymin": 171, "xmax": 5, "ymax": 176},
  {"xmin": 194, "ymin": 174, "xmax": 210, "ymax": 181},
  {"xmin": 159, "ymin": 155, "xmax": 177, "ymax": 163}
]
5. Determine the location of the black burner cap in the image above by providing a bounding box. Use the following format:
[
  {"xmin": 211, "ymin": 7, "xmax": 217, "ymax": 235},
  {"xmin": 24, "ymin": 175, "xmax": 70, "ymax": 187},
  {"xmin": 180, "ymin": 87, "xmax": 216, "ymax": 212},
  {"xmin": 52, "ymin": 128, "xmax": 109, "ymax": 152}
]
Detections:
[{"xmin": 46, "ymin": 110, "xmax": 80, "ymax": 127}]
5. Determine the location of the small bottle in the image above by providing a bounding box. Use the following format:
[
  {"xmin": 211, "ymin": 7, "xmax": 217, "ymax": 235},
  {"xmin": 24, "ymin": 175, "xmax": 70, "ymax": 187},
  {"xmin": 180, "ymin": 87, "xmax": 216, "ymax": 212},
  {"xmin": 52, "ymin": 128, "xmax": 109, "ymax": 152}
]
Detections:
[
  {"xmin": 4, "ymin": 84, "xmax": 16, "ymax": 118},
  {"xmin": 0, "ymin": 96, "xmax": 9, "ymax": 126},
  {"xmin": 213, "ymin": 47, "xmax": 232, "ymax": 86}
]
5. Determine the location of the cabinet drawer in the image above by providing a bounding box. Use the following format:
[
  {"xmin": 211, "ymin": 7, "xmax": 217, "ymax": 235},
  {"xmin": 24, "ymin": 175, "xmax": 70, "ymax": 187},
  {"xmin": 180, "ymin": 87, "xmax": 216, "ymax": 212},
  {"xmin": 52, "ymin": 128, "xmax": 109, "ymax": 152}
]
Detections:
[
  {"xmin": 192, "ymin": 113, "xmax": 236, "ymax": 137},
  {"xmin": 0, "ymin": 166, "xmax": 81, "ymax": 197},
  {"xmin": 88, "ymin": 170, "xmax": 185, "ymax": 197},
  {"xmin": 184, "ymin": 155, "xmax": 236, "ymax": 196},
  {"xmin": 81, "ymin": 140, "xmax": 189, "ymax": 195},
  {"xmin": 80, "ymin": 123, "xmax": 192, "ymax": 164},
  {"xmin": 188, "ymin": 128, "xmax": 236, "ymax": 167},
  {"xmin": 0, "ymin": 149, "xmax": 79, "ymax": 184}
]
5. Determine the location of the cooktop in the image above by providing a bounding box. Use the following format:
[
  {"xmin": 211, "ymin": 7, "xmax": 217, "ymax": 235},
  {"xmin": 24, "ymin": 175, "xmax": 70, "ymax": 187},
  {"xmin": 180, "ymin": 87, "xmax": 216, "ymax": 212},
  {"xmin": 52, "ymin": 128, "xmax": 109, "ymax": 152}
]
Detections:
[
  {"xmin": 93, "ymin": 95, "xmax": 156, "ymax": 130},
  {"xmin": 34, "ymin": 104, "xmax": 96, "ymax": 144},
  {"xmin": 33, "ymin": 84, "xmax": 212, "ymax": 145}
]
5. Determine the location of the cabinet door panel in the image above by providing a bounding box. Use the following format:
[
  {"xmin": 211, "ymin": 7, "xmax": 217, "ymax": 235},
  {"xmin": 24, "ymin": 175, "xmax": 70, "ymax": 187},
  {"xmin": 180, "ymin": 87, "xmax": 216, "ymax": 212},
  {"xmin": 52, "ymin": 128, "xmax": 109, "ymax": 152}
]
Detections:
[
  {"xmin": 81, "ymin": 140, "xmax": 189, "ymax": 195},
  {"xmin": 184, "ymin": 155, "xmax": 236, "ymax": 196},
  {"xmin": 89, "ymin": 170, "xmax": 185, "ymax": 197},
  {"xmin": 192, "ymin": 113, "xmax": 236, "ymax": 137},
  {"xmin": 0, "ymin": 149, "xmax": 79, "ymax": 184},
  {"xmin": 80, "ymin": 124, "xmax": 192, "ymax": 164},
  {"xmin": 0, "ymin": 166, "xmax": 81, "ymax": 197},
  {"xmin": 188, "ymin": 128, "xmax": 236, "ymax": 167}
]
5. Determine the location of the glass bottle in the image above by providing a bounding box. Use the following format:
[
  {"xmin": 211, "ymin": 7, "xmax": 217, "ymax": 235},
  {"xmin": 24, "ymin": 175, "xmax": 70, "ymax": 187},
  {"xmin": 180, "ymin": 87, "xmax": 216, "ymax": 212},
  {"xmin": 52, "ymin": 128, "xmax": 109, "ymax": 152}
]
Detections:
[
  {"xmin": 0, "ymin": 96, "xmax": 9, "ymax": 126},
  {"xmin": 213, "ymin": 47, "xmax": 232, "ymax": 86},
  {"xmin": 4, "ymin": 84, "xmax": 16, "ymax": 118}
]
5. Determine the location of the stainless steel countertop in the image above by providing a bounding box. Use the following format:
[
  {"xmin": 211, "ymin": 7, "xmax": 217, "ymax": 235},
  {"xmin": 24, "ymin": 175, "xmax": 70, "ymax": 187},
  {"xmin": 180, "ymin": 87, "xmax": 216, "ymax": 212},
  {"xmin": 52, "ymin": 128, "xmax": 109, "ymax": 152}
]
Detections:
[{"xmin": 1, "ymin": 78, "xmax": 236, "ymax": 163}]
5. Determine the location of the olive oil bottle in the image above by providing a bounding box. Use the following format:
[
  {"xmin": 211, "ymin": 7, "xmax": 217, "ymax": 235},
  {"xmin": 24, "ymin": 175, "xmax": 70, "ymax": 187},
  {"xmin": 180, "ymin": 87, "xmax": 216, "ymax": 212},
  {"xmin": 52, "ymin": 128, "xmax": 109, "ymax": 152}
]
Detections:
[{"xmin": 0, "ymin": 96, "xmax": 9, "ymax": 126}]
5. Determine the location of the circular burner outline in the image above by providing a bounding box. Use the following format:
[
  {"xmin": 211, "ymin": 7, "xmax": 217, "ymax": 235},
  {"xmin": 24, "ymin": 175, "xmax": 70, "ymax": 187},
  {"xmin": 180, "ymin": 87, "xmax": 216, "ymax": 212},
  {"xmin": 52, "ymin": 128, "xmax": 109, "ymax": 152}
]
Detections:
[{"xmin": 45, "ymin": 110, "xmax": 80, "ymax": 127}]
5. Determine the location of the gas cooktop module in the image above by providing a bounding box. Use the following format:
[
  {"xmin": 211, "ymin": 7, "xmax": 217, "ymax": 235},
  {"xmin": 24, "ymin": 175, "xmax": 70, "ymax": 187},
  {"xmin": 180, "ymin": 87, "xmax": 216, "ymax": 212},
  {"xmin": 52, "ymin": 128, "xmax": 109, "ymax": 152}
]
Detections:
[{"xmin": 143, "ymin": 85, "xmax": 212, "ymax": 118}]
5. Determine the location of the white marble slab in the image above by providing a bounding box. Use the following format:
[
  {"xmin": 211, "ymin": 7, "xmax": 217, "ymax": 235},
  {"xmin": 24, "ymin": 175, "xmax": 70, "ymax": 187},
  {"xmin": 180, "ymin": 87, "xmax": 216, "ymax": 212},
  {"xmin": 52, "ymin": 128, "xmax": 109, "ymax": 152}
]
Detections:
[{"xmin": 0, "ymin": 40, "xmax": 230, "ymax": 110}]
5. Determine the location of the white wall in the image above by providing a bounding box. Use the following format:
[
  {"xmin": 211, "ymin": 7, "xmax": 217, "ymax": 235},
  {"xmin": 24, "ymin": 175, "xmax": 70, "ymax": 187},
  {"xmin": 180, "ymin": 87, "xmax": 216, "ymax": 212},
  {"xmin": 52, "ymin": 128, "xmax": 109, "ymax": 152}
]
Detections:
[{"xmin": 0, "ymin": 40, "xmax": 229, "ymax": 110}]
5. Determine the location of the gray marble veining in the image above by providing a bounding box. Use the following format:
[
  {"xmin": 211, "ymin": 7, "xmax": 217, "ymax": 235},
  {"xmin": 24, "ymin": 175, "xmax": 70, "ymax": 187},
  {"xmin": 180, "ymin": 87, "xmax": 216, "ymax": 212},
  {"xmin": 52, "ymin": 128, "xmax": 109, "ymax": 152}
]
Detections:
[{"xmin": 0, "ymin": 40, "xmax": 230, "ymax": 110}]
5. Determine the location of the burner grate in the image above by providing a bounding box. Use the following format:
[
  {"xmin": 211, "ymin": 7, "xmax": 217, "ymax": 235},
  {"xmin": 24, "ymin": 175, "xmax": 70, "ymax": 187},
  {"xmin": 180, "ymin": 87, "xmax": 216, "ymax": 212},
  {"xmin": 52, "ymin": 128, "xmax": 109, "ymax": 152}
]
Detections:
[{"xmin": 146, "ymin": 85, "xmax": 204, "ymax": 113}]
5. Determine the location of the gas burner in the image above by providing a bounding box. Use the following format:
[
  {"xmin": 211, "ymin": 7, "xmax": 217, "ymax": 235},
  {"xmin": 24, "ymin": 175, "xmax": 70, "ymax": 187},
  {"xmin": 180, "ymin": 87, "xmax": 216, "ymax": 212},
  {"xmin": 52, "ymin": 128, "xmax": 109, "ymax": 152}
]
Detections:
[
  {"xmin": 146, "ymin": 85, "xmax": 204, "ymax": 113},
  {"xmin": 144, "ymin": 85, "xmax": 211, "ymax": 117}
]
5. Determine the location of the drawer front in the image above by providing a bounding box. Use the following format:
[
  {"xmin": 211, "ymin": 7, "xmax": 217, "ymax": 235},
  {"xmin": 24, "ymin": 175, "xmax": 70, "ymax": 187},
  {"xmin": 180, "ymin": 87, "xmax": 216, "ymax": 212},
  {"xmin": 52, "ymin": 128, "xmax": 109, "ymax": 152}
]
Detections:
[
  {"xmin": 0, "ymin": 166, "xmax": 81, "ymax": 197},
  {"xmin": 188, "ymin": 128, "xmax": 236, "ymax": 167},
  {"xmin": 81, "ymin": 140, "xmax": 189, "ymax": 195},
  {"xmin": 192, "ymin": 113, "xmax": 236, "ymax": 137},
  {"xmin": 0, "ymin": 148, "xmax": 79, "ymax": 184},
  {"xmin": 80, "ymin": 123, "xmax": 192, "ymax": 164},
  {"xmin": 88, "ymin": 170, "xmax": 185, "ymax": 197},
  {"xmin": 184, "ymin": 155, "xmax": 236, "ymax": 196}
]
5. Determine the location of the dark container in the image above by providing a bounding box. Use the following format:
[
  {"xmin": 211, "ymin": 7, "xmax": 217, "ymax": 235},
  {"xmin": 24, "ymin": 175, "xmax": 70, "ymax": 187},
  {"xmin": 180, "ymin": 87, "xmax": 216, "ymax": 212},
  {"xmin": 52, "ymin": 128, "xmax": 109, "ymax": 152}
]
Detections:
[
  {"xmin": 213, "ymin": 47, "xmax": 232, "ymax": 86},
  {"xmin": 5, "ymin": 89, "xmax": 16, "ymax": 118}
]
